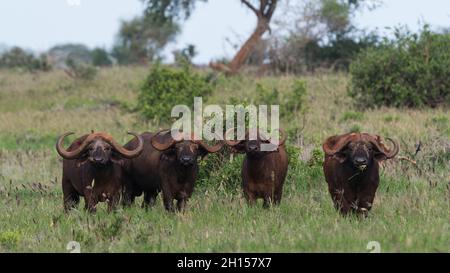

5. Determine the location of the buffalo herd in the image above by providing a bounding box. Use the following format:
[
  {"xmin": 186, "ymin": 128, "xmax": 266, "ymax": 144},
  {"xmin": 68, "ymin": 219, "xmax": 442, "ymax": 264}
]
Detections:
[{"xmin": 56, "ymin": 129, "xmax": 399, "ymax": 216}]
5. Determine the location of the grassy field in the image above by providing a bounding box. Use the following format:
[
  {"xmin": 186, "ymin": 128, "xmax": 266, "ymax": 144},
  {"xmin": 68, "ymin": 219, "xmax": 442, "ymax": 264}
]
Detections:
[{"xmin": 0, "ymin": 67, "xmax": 449, "ymax": 252}]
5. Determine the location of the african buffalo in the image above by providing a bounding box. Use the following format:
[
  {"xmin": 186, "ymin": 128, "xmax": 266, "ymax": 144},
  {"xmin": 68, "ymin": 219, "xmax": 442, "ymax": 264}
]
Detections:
[
  {"xmin": 122, "ymin": 130, "xmax": 224, "ymax": 212},
  {"xmin": 56, "ymin": 132, "xmax": 143, "ymax": 213},
  {"xmin": 322, "ymin": 132, "xmax": 399, "ymax": 216},
  {"xmin": 225, "ymin": 128, "xmax": 288, "ymax": 208}
]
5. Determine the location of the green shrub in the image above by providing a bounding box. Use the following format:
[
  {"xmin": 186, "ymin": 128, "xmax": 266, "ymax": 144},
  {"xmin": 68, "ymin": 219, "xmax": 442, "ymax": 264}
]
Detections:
[
  {"xmin": 138, "ymin": 64, "xmax": 212, "ymax": 123},
  {"xmin": 307, "ymin": 147, "xmax": 324, "ymax": 167},
  {"xmin": 0, "ymin": 47, "xmax": 51, "ymax": 72},
  {"xmin": 198, "ymin": 149, "xmax": 242, "ymax": 194},
  {"xmin": 254, "ymin": 80, "xmax": 307, "ymax": 119},
  {"xmin": 349, "ymin": 26, "xmax": 450, "ymax": 108},
  {"xmin": 0, "ymin": 230, "xmax": 21, "ymax": 249},
  {"xmin": 90, "ymin": 48, "xmax": 112, "ymax": 67},
  {"xmin": 255, "ymin": 83, "xmax": 279, "ymax": 105},
  {"xmin": 284, "ymin": 80, "xmax": 307, "ymax": 116},
  {"xmin": 65, "ymin": 58, "xmax": 97, "ymax": 81}
]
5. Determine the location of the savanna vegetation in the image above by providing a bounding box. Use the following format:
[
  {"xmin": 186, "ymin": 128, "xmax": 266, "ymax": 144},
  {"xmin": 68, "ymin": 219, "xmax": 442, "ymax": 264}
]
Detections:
[{"xmin": 0, "ymin": 66, "xmax": 448, "ymax": 252}]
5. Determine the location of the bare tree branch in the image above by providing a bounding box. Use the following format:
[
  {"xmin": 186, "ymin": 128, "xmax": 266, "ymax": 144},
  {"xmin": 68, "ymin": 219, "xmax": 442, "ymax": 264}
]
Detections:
[
  {"xmin": 264, "ymin": 0, "xmax": 277, "ymax": 19},
  {"xmin": 211, "ymin": 0, "xmax": 278, "ymax": 75},
  {"xmin": 241, "ymin": 0, "xmax": 260, "ymax": 16}
]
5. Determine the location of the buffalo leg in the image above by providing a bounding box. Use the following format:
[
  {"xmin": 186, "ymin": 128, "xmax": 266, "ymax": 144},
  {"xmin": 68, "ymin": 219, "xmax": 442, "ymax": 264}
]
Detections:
[
  {"xmin": 142, "ymin": 191, "xmax": 158, "ymax": 209},
  {"xmin": 83, "ymin": 187, "xmax": 97, "ymax": 213},
  {"xmin": 243, "ymin": 190, "xmax": 256, "ymax": 207},
  {"xmin": 121, "ymin": 174, "xmax": 138, "ymax": 207},
  {"xmin": 176, "ymin": 198, "xmax": 187, "ymax": 212},
  {"xmin": 162, "ymin": 190, "xmax": 175, "ymax": 212},
  {"xmin": 121, "ymin": 186, "xmax": 136, "ymax": 207},
  {"xmin": 262, "ymin": 196, "xmax": 272, "ymax": 209},
  {"xmin": 63, "ymin": 193, "xmax": 80, "ymax": 212},
  {"xmin": 273, "ymin": 189, "xmax": 283, "ymax": 206},
  {"xmin": 356, "ymin": 178, "xmax": 379, "ymax": 216},
  {"xmin": 122, "ymin": 194, "xmax": 135, "ymax": 207},
  {"xmin": 107, "ymin": 193, "xmax": 120, "ymax": 213},
  {"xmin": 62, "ymin": 179, "xmax": 80, "ymax": 212},
  {"xmin": 163, "ymin": 196, "xmax": 174, "ymax": 212},
  {"xmin": 330, "ymin": 187, "xmax": 353, "ymax": 215}
]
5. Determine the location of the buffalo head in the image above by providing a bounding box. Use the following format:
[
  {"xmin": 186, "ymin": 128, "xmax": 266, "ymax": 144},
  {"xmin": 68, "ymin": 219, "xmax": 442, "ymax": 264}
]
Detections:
[
  {"xmin": 225, "ymin": 128, "xmax": 287, "ymax": 158},
  {"xmin": 323, "ymin": 133, "xmax": 399, "ymax": 171},
  {"xmin": 56, "ymin": 132, "xmax": 144, "ymax": 166},
  {"xmin": 150, "ymin": 130, "xmax": 224, "ymax": 166}
]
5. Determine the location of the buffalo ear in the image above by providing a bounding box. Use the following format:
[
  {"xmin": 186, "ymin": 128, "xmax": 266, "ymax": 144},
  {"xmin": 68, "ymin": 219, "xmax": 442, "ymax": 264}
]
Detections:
[
  {"xmin": 322, "ymin": 135, "xmax": 338, "ymax": 155},
  {"xmin": 230, "ymin": 142, "xmax": 246, "ymax": 154},
  {"xmin": 198, "ymin": 146, "xmax": 209, "ymax": 160},
  {"xmin": 374, "ymin": 153, "xmax": 387, "ymax": 162}
]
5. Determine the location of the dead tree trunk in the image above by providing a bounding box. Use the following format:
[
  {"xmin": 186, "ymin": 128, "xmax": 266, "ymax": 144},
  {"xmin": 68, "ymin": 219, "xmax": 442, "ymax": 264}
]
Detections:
[{"xmin": 210, "ymin": 0, "xmax": 277, "ymax": 75}]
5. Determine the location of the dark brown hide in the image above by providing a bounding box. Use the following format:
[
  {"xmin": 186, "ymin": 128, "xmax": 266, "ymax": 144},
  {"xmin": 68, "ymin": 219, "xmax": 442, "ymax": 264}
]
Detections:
[
  {"xmin": 56, "ymin": 132, "xmax": 143, "ymax": 213},
  {"xmin": 322, "ymin": 133, "xmax": 399, "ymax": 216},
  {"xmin": 227, "ymin": 129, "xmax": 288, "ymax": 207},
  {"xmin": 122, "ymin": 131, "xmax": 223, "ymax": 212}
]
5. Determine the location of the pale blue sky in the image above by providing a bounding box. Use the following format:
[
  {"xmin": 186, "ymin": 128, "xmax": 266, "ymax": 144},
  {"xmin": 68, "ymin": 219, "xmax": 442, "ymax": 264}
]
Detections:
[{"xmin": 0, "ymin": 0, "xmax": 449, "ymax": 64}]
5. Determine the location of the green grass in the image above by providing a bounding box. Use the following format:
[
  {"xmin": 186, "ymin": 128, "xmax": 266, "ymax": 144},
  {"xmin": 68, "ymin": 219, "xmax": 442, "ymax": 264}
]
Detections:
[
  {"xmin": 0, "ymin": 68, "xmax": 449, "ymax": 252},
  {"xmin": 340, "ymin": 111, "xmax": 364, "ymax": 122}
]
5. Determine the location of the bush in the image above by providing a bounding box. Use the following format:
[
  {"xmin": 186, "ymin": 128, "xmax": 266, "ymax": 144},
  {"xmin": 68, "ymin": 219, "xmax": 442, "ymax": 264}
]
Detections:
[
  {"xmin": 254, "ymin": 80, "xmax": 307, "ymax": 119},
  {"xmin": 0, "ymin": 47, "xmax": 51, "ymax": 72},
  {"xmin": 349, "ymin": 27, "xmax": 450, "ymax": 108},
  {"xmin": 138, "ymin": 64, "xmax": 212, "ymax": 122},
  {"xmin": 91, "ymin": 48, "xmax": 112, "ymax": 67},
  {"xmin": 64, "ymin": 58, "xmax": 97, "ymax": 81},
  {"xmin": 0, "ymin": 230, "xmax": 21, "ymax": 249},
  {"xmin": 284, "ymin": 80, "xmax": 307, "ymax": 116},
  {"xmin": 197, "ymin": 149, "xmax": 243, "ymax": 193}
]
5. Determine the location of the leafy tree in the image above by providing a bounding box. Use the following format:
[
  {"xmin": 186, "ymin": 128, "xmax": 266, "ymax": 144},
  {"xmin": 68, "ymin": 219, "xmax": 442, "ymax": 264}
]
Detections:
[
  {"xmin": 268, "ymin": 0, "xmax": 381, "ymax": 73},
  {"xmin": 111, "ymin": 14, "xmax": 179, "ymax": 65},
  {"xmin": 210, "ymin": 0, "xmax": 279, "ymax": 75},
  {"xmin": 64, "ymin": 58, "xmax": 97, "ymax": 81},
  {"xmin": 0, "ymin": 47, "xmax": 50, "ymax": 71},
  {"xmin": 173, "ymin": 44, "xmax": 197, "ymax": 65},
  {"xmin": 142, "ymin": 0, "xmax": 279, "ymax": 75},
  {"xmin": 137, "ymin": 64, "xmax": 212, "ymax": 122},
  {"xmin": 47, "ymin": 44, "xmax": 92, "ymax": 68},
  {"xmin": 142, "ymin": 0, "xmax": 206, "ymax": 23},
  {"xmin": 91, "ymin": 48, "xmax": 112, "ymax": 67}
]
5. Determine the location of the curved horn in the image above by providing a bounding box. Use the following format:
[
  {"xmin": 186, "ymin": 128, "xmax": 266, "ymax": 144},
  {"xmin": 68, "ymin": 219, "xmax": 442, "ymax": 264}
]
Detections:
[
  {"xmin": 371, "ymin": 137, "xmax": 399, "ymax": 159},
  {"xmin": 195, "ymin": 135, "xmax": 224, "ymax": 153},
  {"xmin": 151, "ymin": 129, "xmax": 179, "ymax": 151},
  {"xmin": 224, "ymin": 127, "xmax": 243, "ymax": 146},
  {"xmin": 279, "ymin": 129, "xmax": 287, "ymax": 146},
  {"xmin": 108, "ymin": 132, "xmax": 144, "ymax": 159},
  {"xmin": 322, "ymin": 134, "xmax": 353, "ymax": 156},
  {"xmin": 56, "ymin": 132, "xmax": 92, "ymax": 159},
  {"xmin": 268, "ymin": 128, "xmax": 287, "ymax": 146}
]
